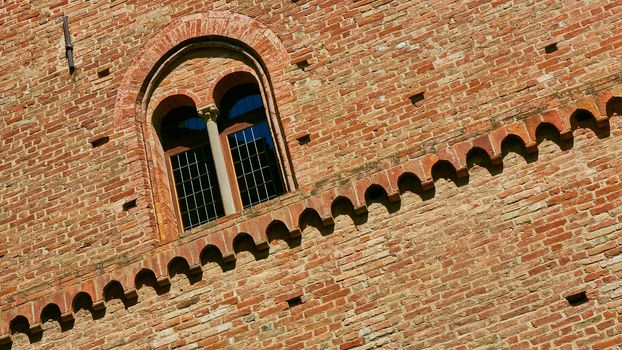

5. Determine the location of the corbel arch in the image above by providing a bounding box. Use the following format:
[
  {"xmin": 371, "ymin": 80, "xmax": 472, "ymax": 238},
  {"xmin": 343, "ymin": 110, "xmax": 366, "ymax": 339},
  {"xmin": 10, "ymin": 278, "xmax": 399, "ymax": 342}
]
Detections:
[{"xmin": 113, "ymin": 11, "xmax": 296, "ymax": 242}]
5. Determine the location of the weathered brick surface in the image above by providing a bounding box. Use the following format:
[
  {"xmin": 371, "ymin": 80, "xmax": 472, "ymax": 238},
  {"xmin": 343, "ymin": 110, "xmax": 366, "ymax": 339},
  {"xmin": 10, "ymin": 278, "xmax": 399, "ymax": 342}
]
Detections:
[
  {"xmin": 4, "ymin": 122, "xmax": 622, "ymax": 349},
  {"xmin": 1, "ymin": 0, "xmax": 622, "ymax": 348}
]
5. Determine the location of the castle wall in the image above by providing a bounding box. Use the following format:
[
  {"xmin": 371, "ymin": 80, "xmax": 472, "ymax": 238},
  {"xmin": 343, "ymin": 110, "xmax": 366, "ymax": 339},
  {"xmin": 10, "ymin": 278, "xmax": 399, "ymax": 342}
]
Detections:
[
  {"xmin": 1, "ymin": 0, "xmax": 621, "ymax": 348},
  {"xmin": 9, "ymin": 123, "xmax": 622, "ymax": 349}
]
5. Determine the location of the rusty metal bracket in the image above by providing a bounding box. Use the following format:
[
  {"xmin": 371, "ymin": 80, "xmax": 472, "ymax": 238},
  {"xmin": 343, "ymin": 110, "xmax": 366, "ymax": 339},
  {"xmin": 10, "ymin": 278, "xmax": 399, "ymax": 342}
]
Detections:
[{"xmin": 62, "ymin": 15, "xmax": 75, "ymax": 74}]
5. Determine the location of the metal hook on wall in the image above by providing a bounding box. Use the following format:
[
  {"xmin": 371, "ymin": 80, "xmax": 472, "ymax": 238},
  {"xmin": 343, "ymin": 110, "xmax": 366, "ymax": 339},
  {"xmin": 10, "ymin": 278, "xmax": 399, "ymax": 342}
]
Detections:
[{"xmin": 62, "ymin": 15, "xmax": 75, "ymax": 74}]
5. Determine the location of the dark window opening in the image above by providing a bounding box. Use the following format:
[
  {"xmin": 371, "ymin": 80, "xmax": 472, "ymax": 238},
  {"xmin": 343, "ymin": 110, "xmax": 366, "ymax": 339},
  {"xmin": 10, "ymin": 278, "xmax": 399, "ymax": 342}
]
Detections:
[
  {"xmin": 171, "ymin": 144, "xmax": 224, "ymax": 229},
  {"xmin": 220, "ymin": 84, "xmax": 285, "ymax": 209},
  {"xmin": 161, "ymin": 107, "xmax": 224, "ymax": 230}
]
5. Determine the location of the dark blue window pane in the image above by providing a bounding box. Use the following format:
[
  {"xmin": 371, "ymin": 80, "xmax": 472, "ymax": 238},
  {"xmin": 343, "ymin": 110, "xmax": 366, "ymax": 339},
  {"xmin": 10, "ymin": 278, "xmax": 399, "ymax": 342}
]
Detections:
[
  {"xmin": 228, "ymin": 94, "xmax": 263, "ymax": 119},
  {"xmin": 227, "ymin": 121, "xmax": 284, "ymax": 208},
  {"xmin": 160, "ymin": 106, "xmax": 207, "ymax": 148},
  {"xmin": 182, "ymin": 117, "xmax": 206, "ymax": 130},
  {"xmin": 221, "ymin": 84, "xmax": 264, "ymax": 121}
]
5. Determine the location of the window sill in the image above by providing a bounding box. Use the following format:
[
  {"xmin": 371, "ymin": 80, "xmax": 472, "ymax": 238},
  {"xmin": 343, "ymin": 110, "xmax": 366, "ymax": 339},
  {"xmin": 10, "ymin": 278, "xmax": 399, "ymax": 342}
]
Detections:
[{"xmin": 177, "ymin": 191, "xmax": 301, "ymax": 241}]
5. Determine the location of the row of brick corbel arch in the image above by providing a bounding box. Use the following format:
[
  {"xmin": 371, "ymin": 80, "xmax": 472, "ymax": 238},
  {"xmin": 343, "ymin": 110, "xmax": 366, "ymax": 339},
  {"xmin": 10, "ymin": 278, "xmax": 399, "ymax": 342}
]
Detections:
[{"xmin": 1, "ymin": 89, "xmax": 621, "ymax": 345}]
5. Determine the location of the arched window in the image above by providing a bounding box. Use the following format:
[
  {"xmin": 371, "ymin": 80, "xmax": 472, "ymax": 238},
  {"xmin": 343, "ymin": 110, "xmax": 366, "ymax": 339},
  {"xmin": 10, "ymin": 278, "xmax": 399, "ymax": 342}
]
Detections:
[
  {"xmin": 218, "ymin": 83, "xmax": 285, "ymax": 209},
  {"xmin": 157, "ymin": 83, "xmax": 285, "ymax": 231},
  {"xmin": 160, "ymin": 107, "xmax": 225, "ymax": 230}
]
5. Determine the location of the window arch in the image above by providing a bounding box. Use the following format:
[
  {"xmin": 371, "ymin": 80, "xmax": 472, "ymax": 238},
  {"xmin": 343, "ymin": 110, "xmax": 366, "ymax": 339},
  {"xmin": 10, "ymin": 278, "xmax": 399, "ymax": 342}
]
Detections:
[
  {"xmin": 217, "ymin": 83, "xmax": 285, "ymax": 210},
  {"xmin": 156, "ymin": 76, "xmax": 286, "ymax": 231},
  {"xmin": 160, "ymin": 107, "xmax": 225, "ymax": 230},
  {"xmin": 115, "ymin": 12, "xmax": 296, "ymax": 241}
]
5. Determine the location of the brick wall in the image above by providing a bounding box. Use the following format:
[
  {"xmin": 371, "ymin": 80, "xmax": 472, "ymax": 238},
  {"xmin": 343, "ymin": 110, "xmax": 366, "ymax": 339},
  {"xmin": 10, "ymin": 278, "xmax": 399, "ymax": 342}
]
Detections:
[
  {"xmin": 1, "ymin": 0, "xmax": 622, "ymax": 348},
  {"xmin": 6, "ymin": 121, "xmax": 622, "ymax": 349}
]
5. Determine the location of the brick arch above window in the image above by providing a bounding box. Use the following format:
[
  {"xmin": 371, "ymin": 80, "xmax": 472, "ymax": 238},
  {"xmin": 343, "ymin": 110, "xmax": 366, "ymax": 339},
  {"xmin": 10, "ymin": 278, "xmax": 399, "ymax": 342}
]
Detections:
[
  {"xmin": 210, "ymin": 69, "xmax": 258, "ymax": 108},
  {"xmin": 150, "ymin": 92, "xmax": 201, "ymax": 132},
  {"xmin": 113, "ymin": 11, "xmax": 292, "ymax": 126},
  {"xmin": 114, "ymin": 12, "xmax": 296, "ymax": 242}
]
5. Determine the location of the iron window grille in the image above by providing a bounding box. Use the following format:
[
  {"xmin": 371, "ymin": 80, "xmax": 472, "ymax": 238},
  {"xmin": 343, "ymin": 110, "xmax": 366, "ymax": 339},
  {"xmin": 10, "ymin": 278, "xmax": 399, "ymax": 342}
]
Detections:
[{"xmin": 218, "ymin": 84, "xmax": 285, "ymax": 209}]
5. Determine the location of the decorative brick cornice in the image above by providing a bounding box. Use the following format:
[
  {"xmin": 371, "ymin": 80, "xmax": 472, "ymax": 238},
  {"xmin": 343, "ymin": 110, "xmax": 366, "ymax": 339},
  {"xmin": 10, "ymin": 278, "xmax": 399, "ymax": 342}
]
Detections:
[{"xmin": 1, "ymin": 81, "xmax": 621, "ymax": 345}]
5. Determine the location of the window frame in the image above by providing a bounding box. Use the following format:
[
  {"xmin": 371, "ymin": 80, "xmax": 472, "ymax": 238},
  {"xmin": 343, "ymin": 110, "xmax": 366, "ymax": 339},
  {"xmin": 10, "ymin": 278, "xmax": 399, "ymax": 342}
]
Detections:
[
  {"xmin": 217, "ymin": 107, "xmax": 283, "ymax": 212},
  {"xmin": 160, "ymin": 110, "xmax": 226, "ymax": 231},
  {"xmin": 164, "ymin": 141, "xmax": 208, "ymax": 231},
  {"xmin": 157, "ymin": 83, "xmax": 287, "ymax": 232}
]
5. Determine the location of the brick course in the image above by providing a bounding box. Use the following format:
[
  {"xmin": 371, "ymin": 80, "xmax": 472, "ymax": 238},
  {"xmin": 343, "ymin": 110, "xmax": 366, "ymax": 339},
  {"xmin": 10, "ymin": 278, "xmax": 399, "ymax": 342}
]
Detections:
[{"xmin": 1, "ymin": 0, "xmax": 622, "ymax": 349}]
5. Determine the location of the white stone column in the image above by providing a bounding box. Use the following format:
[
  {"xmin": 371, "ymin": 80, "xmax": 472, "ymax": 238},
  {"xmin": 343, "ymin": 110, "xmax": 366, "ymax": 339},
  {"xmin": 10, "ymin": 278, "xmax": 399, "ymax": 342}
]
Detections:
[{"xmin": 198, "ymin": 105, "xmax": 236, "ymax": 215}]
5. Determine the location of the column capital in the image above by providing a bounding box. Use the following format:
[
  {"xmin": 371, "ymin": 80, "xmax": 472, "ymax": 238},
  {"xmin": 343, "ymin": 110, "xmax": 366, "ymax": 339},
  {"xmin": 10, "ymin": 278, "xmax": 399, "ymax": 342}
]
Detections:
[{"xmin": 197, "ymin": 104, "xmax": 219, "ymax": 122}]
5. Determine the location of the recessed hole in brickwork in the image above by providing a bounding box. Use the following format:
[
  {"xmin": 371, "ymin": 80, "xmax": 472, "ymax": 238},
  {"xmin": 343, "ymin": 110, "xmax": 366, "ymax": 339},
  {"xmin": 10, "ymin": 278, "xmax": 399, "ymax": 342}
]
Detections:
[
  {"xmin": 565, "ymin": 291, "xmax": 588, "ymax": 306},
  {"xmin": 544, "ymin": 43, "xmax": 558, "ymax": 54},
  {"xmin": 97, "ymin": 67, "xmax": 110, "ymax": 78},
  {"xmin": 295, "ymin": 59, "xmax": 310, "ymax": 71},
  {"xmin": 89, "ymin": 136, "xmax": 109, "ymax": 148},
  {"xmin": 296, "ymin": 134, "xmax": 311, "ymax": 145},
  {"xmin": 286, "ymin": 296, "xmax": 303, "ymax": 308},
  {"xmin": 122, "ymin": 199, "xmax": 137, "ymax": 211},
  {"xmin": 409, "ymin": 92, "xmax": 425, "ymax": 105}
]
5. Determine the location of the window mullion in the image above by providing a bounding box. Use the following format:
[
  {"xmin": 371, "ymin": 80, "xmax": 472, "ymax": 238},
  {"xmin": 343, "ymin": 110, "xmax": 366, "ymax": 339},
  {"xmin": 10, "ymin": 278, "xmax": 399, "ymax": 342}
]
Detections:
[{"xmin": 203, "ymin": 112, "xmax": 236, "ymax": 216}]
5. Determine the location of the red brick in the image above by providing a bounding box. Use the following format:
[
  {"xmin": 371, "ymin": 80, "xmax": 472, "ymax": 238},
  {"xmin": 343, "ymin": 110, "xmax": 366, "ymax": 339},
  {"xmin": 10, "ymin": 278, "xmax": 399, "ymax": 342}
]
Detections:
[{"xmin": 2, "ymin": 2, "xmax": 622, "ymax": 350}]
